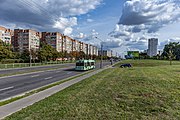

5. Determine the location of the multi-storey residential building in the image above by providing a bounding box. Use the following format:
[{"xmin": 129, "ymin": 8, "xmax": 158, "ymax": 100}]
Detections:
[
  {"xmin": 98, "ymin": 50, "xmax": 112, "ymax": 57},
  {"xmin": 72, "ymin": 39, "xmax": 80, "ymax": 52},
  {"xmin": 83, "ymin": 43, "xmax": 88, "ymax": 55},
  {"xmin": 93, "ymin": 46, "xmax": 98, "ymax": 56},
  {"xmin": 13, "ymin": 29, "xmax": 40, "ymax": 52},
  {"xmin": 147, "ymin": 38, "xmax": 158, "ymax": 57},
  {"xmin": 0, "ymin": 26, "xmax": 13, "ymax": 44},
  {"xmin": 89, "ymin": 44, "xmax": 93, "ymax": 55},
  {"xmin": 41, "ymin": 32, "xmax": 62, "ymax": 52},
  {"xmin": 65, "ymin": 36, "xmax": 73, "ymax": 53}
]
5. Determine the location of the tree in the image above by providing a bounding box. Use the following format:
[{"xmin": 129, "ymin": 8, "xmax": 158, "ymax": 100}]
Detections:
[
  {"xmin": 0, "ymin": 40, "xmax": 14, "ymax": 61},
  {"xmin": 162, "ymin": 42, "xmax": 179, "ymax": 60},
  {"xmin": 168, "ymin": 46, "xmax": 174, "ymax": 65},
  {"xmin": 20, "ymin": 49, "xmax": 30, "ymax": 62},
  {"xmin": 38, "ymin": 44, "xmax": 59, "ymax": 62}
]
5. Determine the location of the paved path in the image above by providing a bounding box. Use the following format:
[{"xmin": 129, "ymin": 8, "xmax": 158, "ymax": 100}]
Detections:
[{"xmin": 0, "ymin": 66, "xmax": 110, "ymax": 119}]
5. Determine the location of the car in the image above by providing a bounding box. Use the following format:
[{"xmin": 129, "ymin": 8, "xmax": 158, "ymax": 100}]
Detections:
[{"xmin": 120, "ymin": 63, "xmax": 132, "ymax": 68}]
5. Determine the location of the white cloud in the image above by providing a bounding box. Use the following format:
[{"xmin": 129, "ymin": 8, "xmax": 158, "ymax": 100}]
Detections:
[
  {"xmin": 0, "ymin": 0, "xmax": 102, "ymax": 34},
  {"xmin": 53, "ymin": 17, "xmax": 77, "ymax": 35},
  {"xmin": 87, "ymin": 19, "xmax": 94, "ymax": 23},
  {"xmin": 119, "ymin": 0, "xmax": 180, "ymax": 33},
  {"xmin": 109, "ymin": 0, "xmax": 180, "ymax": 51},
  {"xmin": 47, "ymin": 0, "xmax": 102, "ymax": 17},
  {"xmin": 73, "ymin": 29, "xmax": 99, "ymax": 43},
  {"xmin": 159, "ymin": 37, "xmax": 180, "ymax": 49}
]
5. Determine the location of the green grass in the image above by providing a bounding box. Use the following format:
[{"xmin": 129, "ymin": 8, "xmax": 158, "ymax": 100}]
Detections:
[
  {"xmin": 115, "ymin": 59, "xmax": 180, "ymax": 67},
  {"xmin": 5, "ymin": 60, "xmax": 180, "ymax": 120}
]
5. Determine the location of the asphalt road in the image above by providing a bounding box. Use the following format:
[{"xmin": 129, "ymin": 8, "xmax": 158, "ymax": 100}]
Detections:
[
  {"xmin": 0, "ymin": 61, "xmax": 112, "ymax": 100},
  {"xmin": 0, "ymin": 63, "xmax": 75, "ymax": 76}
]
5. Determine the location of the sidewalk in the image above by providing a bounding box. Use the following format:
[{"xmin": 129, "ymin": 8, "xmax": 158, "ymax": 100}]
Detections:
[{"xmin": 0, "ymin": 66, "xmax": 109, "ymax": 119}]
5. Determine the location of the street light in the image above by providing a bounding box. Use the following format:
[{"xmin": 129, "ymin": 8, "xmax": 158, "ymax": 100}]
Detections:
[{"xmin": 95, "ymin": 37, "xmax": 103, "ymax": 69}]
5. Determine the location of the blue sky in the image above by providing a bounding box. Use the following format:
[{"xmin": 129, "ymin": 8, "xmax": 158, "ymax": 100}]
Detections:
[{"xmin": 0, "ymin": 0, "xmax": 179, "ymax": 55}]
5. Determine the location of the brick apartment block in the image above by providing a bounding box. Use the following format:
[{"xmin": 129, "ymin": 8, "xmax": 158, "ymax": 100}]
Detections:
[{"xmin": 13, "ymin": 29, "xmax": 40, "ymax": 52}]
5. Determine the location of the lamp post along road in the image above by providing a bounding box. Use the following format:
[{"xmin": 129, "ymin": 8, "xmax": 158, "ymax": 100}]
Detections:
[
  {"xmin": 95, "ymin": 37, "xmax": 103, "ymax": 69},
  {"xmin": 100, "ymin": 43, "xmax": 103, "ymax": 69}
]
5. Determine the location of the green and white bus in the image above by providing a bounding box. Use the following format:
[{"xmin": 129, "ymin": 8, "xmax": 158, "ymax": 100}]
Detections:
[{"xmin": 75, "ymin": 60, "xmax": 95, "ymax": 71}]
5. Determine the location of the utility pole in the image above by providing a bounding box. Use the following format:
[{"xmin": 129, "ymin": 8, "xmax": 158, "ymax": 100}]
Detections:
[
  {"xmin": 95, "ymin": 37, "xmax": 103, "ymax": 69},
  {"xmin": 100, "ymin": 43, "xmax": 103, "ymax": 69}
]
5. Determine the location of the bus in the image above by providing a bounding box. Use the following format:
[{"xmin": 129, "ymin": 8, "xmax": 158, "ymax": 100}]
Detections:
[{"xmin": 75, "ymin": 60, "xmax": 95, "ymax": 71}]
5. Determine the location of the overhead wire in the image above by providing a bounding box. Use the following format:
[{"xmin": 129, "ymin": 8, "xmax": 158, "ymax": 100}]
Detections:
[{"xmin": 18, "ymin": 0, "xmax": 84, "ymax": 35}]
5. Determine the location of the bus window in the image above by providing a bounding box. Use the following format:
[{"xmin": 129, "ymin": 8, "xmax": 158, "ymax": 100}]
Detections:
[
  {"xmin": 76, "ymin": 62, "xmax": 84, "ymax": 66},
  {"xmin": 87, "ymin": 62, "xmax": 90, "ymax": 66},
  {"xmin": 91, "ymin": 62, "xmax": 95, "ymax": 65},
  {"xmin": 85, "ymin": 63, "xmax": 87, "ymax": 67}
]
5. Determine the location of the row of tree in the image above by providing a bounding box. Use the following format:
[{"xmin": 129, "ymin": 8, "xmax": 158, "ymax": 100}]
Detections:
[{"xmin": 0, "ymin": 40, "xmax": 99, "ymax": 63}]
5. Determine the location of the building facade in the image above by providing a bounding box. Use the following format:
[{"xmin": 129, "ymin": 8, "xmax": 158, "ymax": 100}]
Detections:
[
  {"xmin": 13, "ymin": 29, "xmax": 40, "ymax": 52},
  {"xmin": 0, "ymin": 26, "xmax": 13, "ymax": 44},
  {"xmin": 41, "ymin": 32, "xmax": 62, "ymax": 52},
  {"xmin": 147, "ymin": 38, "xmax": 158, "ymax": 57},
  {"xmin": 98, "ymin": 50, "xmax": 112, "ymax": 58},
  {"xmin": 65, "ymin": 36, "xmax": 73, "ymax": 53},
  {"xmin": 1, "ymin": 25, "xmax": 99, "ymax": 58}
]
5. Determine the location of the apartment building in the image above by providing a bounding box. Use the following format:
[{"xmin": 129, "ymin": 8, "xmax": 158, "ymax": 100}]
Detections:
[
  {"xmin": 6, "ymin": 27, "xmax": 99, "ymax": 57},
  {"xmin": 93, "ymin": 46, "xmax": 98, "ymax": 56},
  {"xmin": 72, "ymin": 39, "xmax": 80, "ymax": 52},
  {"xmin": 0, "ymin": 26, "xmax": 13, "ymax": 44},
  {"xmin": 65, "ymin": 36, "xmax": 73, "ymax": 53},
  {"xmin": 89, "ymin": 44, "xmax": 93, "ymax": 55},
  {"xmin": 98, "ymin": 50, "xmax": 112, "ymax": 57},
  {"xmin": 13, "ymin": 29, "xmax": 40, "ymax": 52},
  {"xmin": 147, "ymin": 38, "xmax": 158, "ymax": 57},
  {"xmin": 41, "ymin": 32, "xmax": 63, "ymax": 52}
]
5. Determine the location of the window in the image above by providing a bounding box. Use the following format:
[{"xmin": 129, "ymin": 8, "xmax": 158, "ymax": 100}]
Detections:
[
  {"xmin": 91, "ymin": 62, "xmax": 95, "ymax": 65},
  {"xmin": 76, "ymin": 62, "xmax": 84, "ymax": 66}
]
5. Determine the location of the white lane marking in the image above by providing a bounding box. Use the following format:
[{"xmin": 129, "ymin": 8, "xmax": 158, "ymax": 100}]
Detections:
[
  {"xmin": 31, "ymin": 75, "xmax": 40, "ymax": 78},
  {"xmin": 0, "ymin": 86, "xmax": 14, "ymax": 92},
  {"xmin": 44, "ymin": 77, "xmax": 53, "ymax": 80},
  {"xmin": 0, "ymin": 71, "xmax": 45, "ymax": 80},
  {"xmin": 67, "ymin": 72, "xmax": 72, "ymax": 74},
  {"xmin": 56, "ymin": 71, "xmax": 61, "ymax": 73}
]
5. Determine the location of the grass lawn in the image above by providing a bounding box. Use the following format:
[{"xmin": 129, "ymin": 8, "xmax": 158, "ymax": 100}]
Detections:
[{"xmin": 5, "ymin": 60, "xmax": 180, "ymax": 120}]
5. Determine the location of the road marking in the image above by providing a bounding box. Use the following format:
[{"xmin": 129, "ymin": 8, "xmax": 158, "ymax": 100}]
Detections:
[
  {"xmin": 56, "ymin": 71, "xmax": 61, "ymax": 73},
  {"xmin": 44, "ymin": 77, "xmax": 53, "ymax": 80},
  {"xmin": 31, "ymin": 75, "xmax": 40, "ymax": 77},
  {"xmin": 0, "ymin": 86, "xmax": 14, "ymax": 92},
  {"xmin": 67, "ymin": 72, "xmax": 72, "ymax": 74}
]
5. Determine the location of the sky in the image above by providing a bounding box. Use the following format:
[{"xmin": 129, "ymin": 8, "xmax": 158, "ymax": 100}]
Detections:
[{"xmin": 0, "ymin": 0, "xmax": 180, "ymax": 56}]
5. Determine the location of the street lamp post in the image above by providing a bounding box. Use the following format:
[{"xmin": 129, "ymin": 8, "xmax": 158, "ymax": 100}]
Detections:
[
  {"xmin": 95, "ymin": 37, "xmax": 103, "ymax": 69},
  {"xmin": 100, "ymin": 43, "xmax": 103, "ymax": 69}
]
